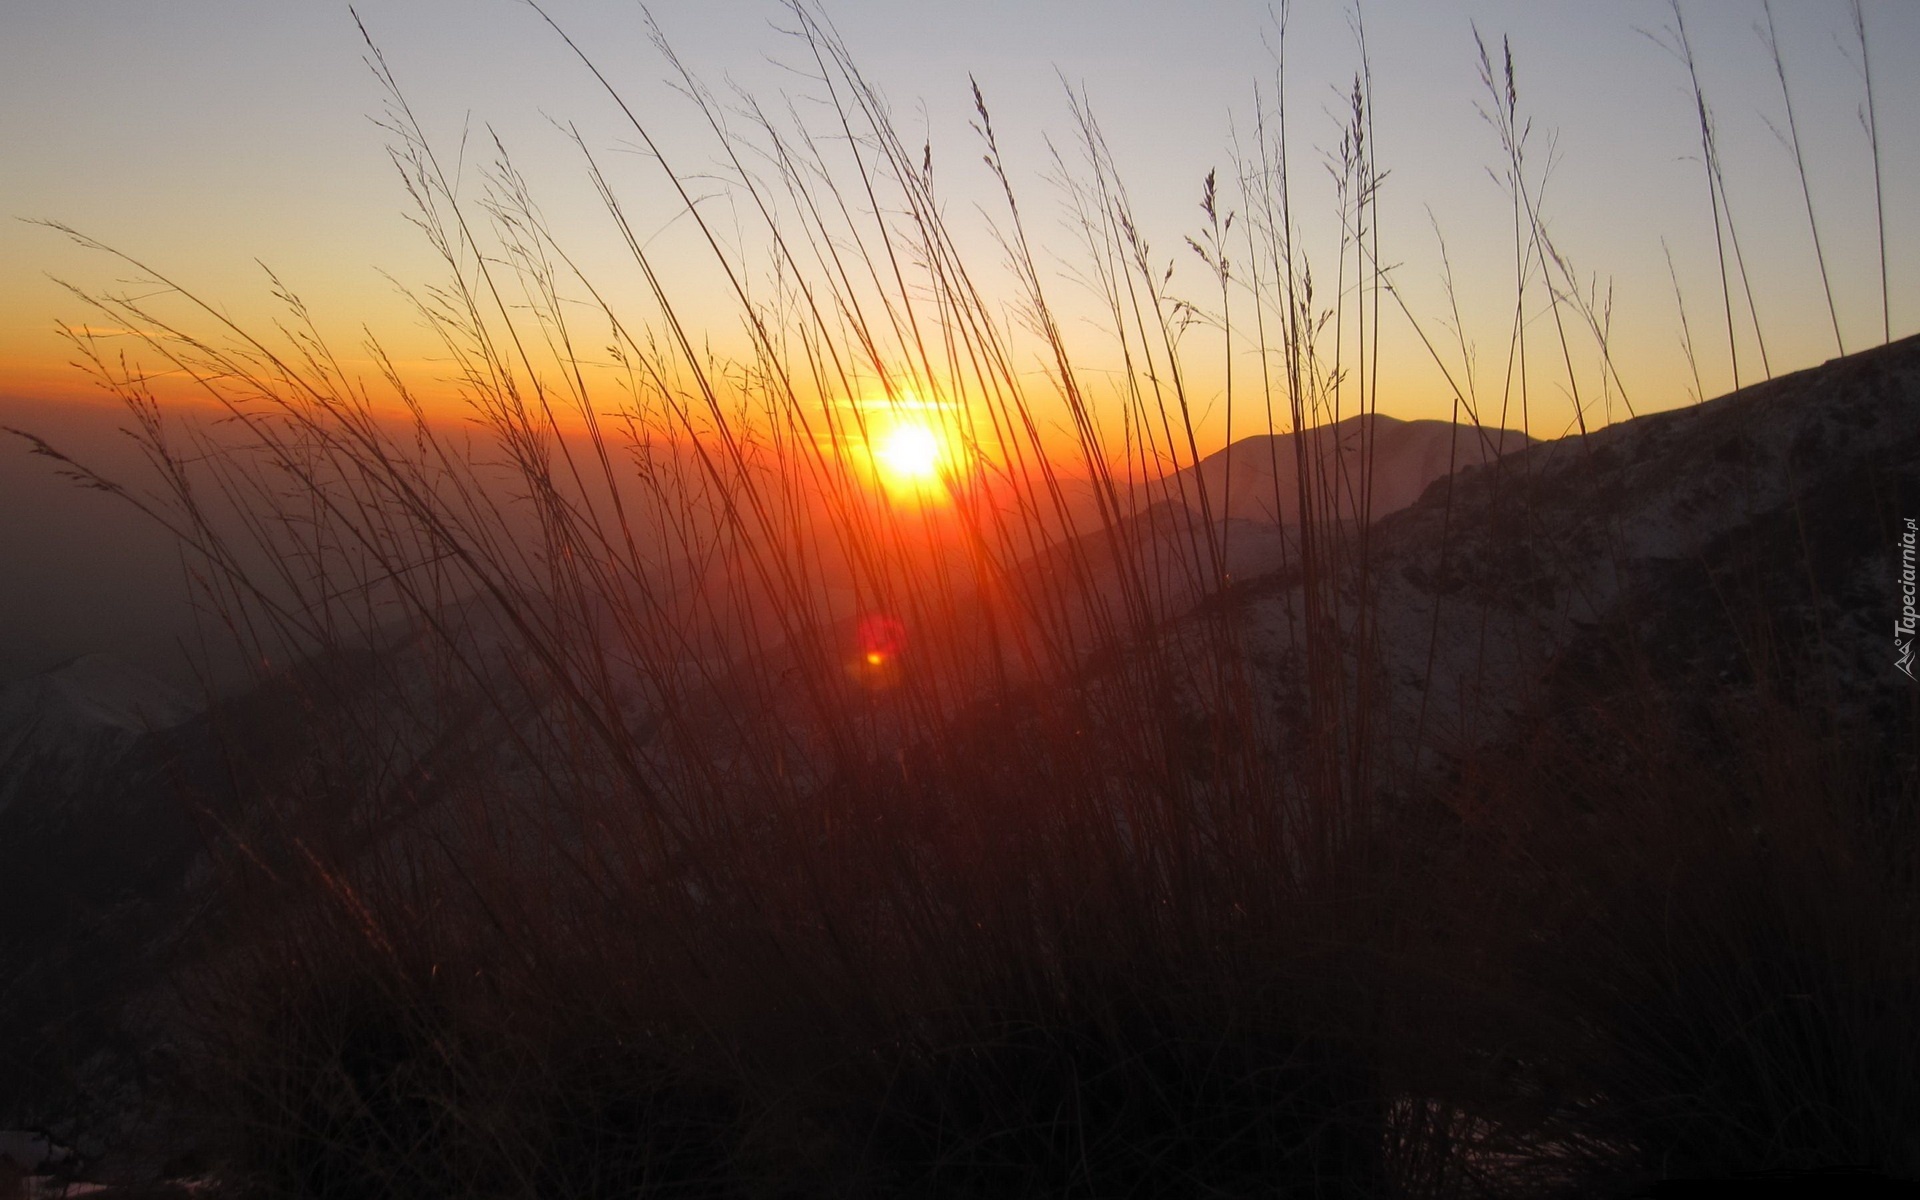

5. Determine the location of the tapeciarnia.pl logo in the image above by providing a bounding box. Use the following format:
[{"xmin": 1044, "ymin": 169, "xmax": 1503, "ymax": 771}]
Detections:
[{"xmin": 1899, "ymin": 517, "xmax": 1917, "ymax": 680}]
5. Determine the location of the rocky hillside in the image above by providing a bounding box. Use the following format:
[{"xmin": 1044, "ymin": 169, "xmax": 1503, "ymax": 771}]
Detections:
[{"xmin": 1218, "ymin": 334, "xmax": 1920, "ymax": 790}]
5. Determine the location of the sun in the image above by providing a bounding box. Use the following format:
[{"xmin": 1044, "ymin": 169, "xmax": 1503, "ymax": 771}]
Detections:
[{"xmin": 872, "ymin": 420, "xmax": 949, "ymax": 494}]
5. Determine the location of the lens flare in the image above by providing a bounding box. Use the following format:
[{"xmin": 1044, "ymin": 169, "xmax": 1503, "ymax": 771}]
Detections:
[{"xmin": 852, "ymin": 613, "xmax": 907, "ymax": 687}]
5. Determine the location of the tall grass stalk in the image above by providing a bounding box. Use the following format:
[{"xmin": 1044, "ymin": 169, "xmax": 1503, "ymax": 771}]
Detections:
[
  {"xmin": 1850, "ymin": 0, "xmax": 1891, "ymax": 347},
  {"xmin": 1658, "ymin": 1, "xmax": 1773, "ymax": 391},
  {"xmin": 1760, "ymin": 0, "xmax": 1845, "ymax": 357},
  {"xmin": 1663, "ymin": 237, "xmax": 1708, "ymax": 404}
]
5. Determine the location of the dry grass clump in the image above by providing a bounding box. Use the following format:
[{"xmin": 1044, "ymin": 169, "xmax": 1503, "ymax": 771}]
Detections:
[
  {"xmin": 1434, "ymin": 658, "xmax": 1920, "ymax": 1192},
  {"xmin": 13, "ymin": 1, "xmax": 1913, "ymax": 1195}
]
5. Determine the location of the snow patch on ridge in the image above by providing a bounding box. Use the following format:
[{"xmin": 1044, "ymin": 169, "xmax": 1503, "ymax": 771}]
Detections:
[{"xmin": 0, "ymin": 654, "xmax": 198, "ymax": 814}]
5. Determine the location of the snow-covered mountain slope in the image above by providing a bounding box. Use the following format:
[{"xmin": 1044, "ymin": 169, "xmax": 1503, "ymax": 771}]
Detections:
[
  {"xmin": 1215, "ymin": 334, "xmax": 1920, "ymax": 787},
  {"xmin": 0, "ymin": 655, "xmax": 198, "ymax": 816},
  {"xmin": 0, "ymin": 658, "xmax": 210, "ymax": 1164}
]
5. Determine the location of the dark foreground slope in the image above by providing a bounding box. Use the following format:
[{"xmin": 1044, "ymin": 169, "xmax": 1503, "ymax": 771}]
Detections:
[{"xmin": 0, "ymin": 339, "xmax": 1915, "ymax": 1196}]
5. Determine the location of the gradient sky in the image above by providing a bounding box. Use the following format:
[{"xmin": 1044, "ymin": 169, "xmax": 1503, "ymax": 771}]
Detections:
[
  {"xmin": 5, "ymin": 1, "xmax": 1917, "ymax": 431},
  {"xmin": 3, "ymin": 1, "xmax": 1917, "ymax": 685}
]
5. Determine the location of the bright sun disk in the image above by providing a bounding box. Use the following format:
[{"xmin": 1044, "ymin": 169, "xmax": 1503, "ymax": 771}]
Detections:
[{"xmin": 873, "ymin": 421, "xmax": 946, "ymax": 490}]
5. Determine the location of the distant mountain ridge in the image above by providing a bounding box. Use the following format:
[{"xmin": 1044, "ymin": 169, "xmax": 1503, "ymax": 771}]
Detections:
[
  {"xmin": 1164, "ymin": 412, "xmax": 1534, "ymax": 526},
  {"xmin": 1021, "ymin": 414, "xmax": 1533, "ymax": 635}
]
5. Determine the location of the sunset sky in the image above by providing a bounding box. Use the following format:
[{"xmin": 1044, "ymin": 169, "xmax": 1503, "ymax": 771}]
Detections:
[
  {"xmin": 4, "ymin": 1, "xmax": 1916, "ymax": 445},
  {"xmin": 3, "ymin": 1, "xmax": 1920, "ymax": 435}
]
